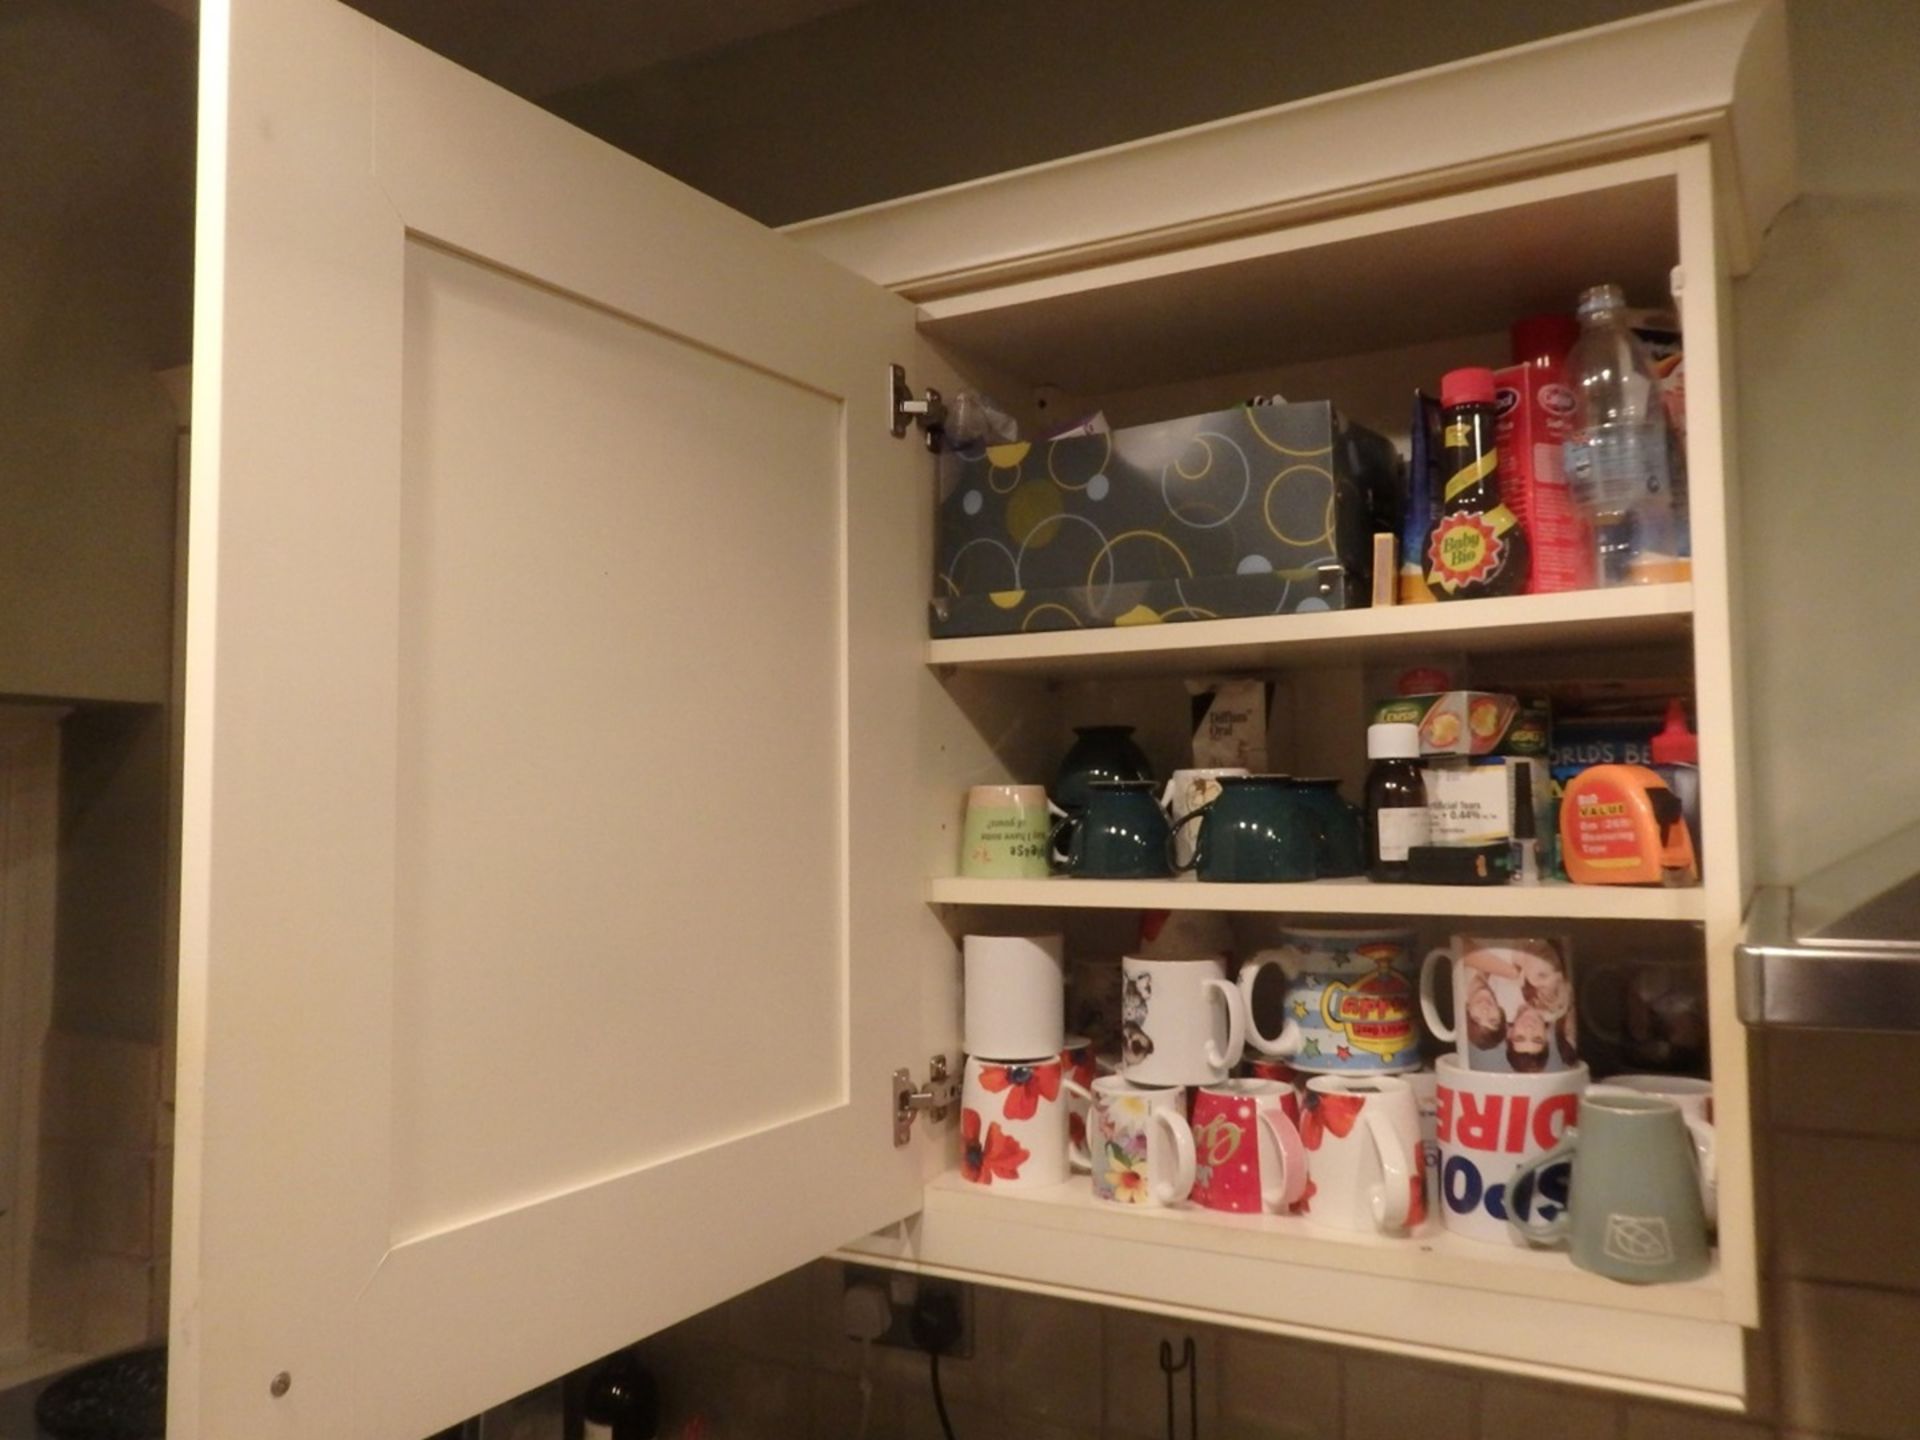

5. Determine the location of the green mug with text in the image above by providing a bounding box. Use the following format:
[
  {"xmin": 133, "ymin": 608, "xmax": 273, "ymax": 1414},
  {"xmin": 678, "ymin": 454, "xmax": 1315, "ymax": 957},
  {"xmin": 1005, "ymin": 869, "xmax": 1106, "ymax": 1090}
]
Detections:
[{"xmin": 960, "ymin": 784, "xmax": 1052, "ymax": 879}]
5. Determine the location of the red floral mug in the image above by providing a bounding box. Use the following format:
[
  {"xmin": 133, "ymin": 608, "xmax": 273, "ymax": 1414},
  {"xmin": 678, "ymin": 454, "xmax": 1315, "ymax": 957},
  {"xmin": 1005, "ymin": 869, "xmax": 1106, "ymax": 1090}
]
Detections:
[{"xmin": 960, "ymin": 1055, "xmax": 1072, "ymax": 1190}]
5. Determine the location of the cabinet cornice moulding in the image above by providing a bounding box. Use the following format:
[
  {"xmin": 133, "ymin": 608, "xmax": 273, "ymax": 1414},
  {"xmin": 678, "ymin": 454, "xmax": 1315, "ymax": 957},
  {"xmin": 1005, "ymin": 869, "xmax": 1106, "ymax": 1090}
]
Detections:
[{"xmin": 784, "ymin": 0, "xmax": 1793, "ymax": 298}]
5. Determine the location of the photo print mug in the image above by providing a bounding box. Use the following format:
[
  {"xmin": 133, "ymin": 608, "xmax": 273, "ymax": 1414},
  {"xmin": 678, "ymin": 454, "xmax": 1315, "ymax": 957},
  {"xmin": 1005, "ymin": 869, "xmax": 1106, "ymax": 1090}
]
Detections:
[{"xmin": 1421, "ymin": 936, "xmax": 1579, "ymax": 1074}]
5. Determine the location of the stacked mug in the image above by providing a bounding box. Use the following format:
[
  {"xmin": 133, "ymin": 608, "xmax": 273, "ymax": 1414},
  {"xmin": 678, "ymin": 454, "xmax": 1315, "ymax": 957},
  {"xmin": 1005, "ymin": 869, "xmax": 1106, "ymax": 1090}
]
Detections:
[
  {"xmin": 1420, "ymin": 935, "xmax": 1715, "ymax": 1279},
  {"xmin": 960, "ymin": 935, "xmax": 1103, "ymax": 1190},
  {"xmin": 1231, "ymin": 929, "xmax": 1428, "ymax": 1233}
]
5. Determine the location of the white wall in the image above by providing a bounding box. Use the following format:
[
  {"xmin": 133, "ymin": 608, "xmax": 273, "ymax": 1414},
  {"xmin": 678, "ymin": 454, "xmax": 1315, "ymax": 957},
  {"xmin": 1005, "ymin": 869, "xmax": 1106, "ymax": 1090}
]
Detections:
[{"xmin": 1731, "ymin": 1, "xmax": 1920, "ymax": 885}]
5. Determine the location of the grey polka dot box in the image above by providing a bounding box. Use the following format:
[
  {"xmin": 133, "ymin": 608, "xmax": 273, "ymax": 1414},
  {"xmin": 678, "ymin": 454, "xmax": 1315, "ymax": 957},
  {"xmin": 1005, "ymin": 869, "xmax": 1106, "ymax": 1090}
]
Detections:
[{"xmin": 930, "ymin": 401, "xmax": 1399, "ymax": 640}]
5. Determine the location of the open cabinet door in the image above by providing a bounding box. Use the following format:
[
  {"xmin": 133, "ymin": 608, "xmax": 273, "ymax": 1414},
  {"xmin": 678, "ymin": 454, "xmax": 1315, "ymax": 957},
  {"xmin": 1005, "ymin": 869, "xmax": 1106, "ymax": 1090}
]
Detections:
[{"xmin": 176, "ymin": 1, "xmax": 936, "ymax": 1435}]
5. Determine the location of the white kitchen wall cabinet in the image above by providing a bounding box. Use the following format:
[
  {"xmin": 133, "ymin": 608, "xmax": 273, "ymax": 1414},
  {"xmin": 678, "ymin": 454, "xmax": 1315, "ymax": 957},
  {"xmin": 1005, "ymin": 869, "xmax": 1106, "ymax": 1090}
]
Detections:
[{"xmin": 176, "ymin": 0, "xmax": 1791, "ymax": 1433}]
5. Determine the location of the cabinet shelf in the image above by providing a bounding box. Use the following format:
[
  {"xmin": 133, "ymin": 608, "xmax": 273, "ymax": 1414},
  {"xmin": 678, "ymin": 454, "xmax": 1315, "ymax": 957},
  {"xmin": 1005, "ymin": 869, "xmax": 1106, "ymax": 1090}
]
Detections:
[
  {"xmin": 926, "ymin": 582, "xmax": 1692, "ymax": 679},
  {"xmin": 908, "ymin": 1172, "xmax": 1725, "ymax": 1322},
  {"xmin": 928, "ymin": 875, "xmax": 1706, "ymax": 922}
]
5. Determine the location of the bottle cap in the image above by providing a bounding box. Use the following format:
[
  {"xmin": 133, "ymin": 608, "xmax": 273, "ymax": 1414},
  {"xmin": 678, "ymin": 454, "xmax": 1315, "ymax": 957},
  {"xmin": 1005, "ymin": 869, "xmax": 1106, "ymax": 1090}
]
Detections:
[
  {"xmin": 1367, "ymin": 722, "xmax": 1422, "ymax": 760},
  {"xmin": 1649, "ymin": 698, "xmax": 1699, "ymax": 765},
  {"xmin": 1440, "ymin": 367, "xmax": 1497, "ymax": 409},
  {"xmin": 1577, "ymin": 283, "xmax": 1627, "ymax": 321},
  {"xmin": 1510, "ymin": 313, "xmax": 1580, "ymax": 370}
]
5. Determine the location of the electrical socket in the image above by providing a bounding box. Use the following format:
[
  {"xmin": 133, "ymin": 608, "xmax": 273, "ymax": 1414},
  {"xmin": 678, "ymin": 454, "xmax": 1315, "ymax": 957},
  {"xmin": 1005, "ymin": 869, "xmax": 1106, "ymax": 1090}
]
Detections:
[{"xmin": 841, "ymin": 1265, "xmax": 974, "ymax": 1358}]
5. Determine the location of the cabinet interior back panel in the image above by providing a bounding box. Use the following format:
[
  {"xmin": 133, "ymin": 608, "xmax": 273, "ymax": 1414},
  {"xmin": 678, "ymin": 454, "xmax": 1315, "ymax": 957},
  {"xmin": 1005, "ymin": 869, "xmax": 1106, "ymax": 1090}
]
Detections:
[
  {"xmin": 388, "ymin": 240, "xmax": 847, "ymax": 1240},
  {"xmin": 924, "ymin": 176, "xmax": 1677, "ymax": 396}
]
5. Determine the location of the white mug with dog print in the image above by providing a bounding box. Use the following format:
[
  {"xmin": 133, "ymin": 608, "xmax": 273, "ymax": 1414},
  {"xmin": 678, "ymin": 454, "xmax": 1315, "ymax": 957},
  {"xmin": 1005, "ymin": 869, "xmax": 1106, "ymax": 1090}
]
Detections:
[
  {"xmin": 1120, "ymin": 955, "xmax": 1247, "ymax": 1087},
  {"xmin": 1420, "ymin": 936, "xmax": 1579, "ymax": 1075}
]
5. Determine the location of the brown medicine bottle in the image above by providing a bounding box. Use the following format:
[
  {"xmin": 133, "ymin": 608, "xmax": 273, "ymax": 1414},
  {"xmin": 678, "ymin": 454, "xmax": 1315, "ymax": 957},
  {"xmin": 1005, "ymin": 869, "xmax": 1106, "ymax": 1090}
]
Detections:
[{"xmin": 1365, "ymin": 722, "xmax": 1429, "ymax": 883}]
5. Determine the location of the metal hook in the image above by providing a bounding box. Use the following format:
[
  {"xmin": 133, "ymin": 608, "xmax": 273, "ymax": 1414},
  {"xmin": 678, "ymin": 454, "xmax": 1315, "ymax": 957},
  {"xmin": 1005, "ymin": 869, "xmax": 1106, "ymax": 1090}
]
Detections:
[{"xmin": 1158, "ymin": 1336, "xmax": 1197, "ymax": 1440}]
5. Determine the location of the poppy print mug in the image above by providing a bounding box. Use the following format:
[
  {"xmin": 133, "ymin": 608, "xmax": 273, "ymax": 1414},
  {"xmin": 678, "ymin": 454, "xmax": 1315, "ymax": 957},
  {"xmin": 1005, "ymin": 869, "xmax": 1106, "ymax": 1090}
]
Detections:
[
  {"xmin": 1060, "ymin": 1033, "xmax": 1118, "ymax": 1157},
  {"xmin": 1237, "ymin": 929, "xmax": 1422, "ymax": 1075},
  {"xmin": 1189, "ymin": 1079, "xmax": 1307, "ymax": 1215},
  {"xmin": 1420, "ymin": 936, "xmax": 1579, "ymax": 1074},
  {"xmin": 1120, "ymin": 955, "xmax": 1247, "ymax": 1087},
  {"xmin": 960, "ymin": 1054, "xmax": 1072, "ymax": 1190},
  {"xmin": 1067, "ymin": 1075, "xmax": 1196, "ymax": 1207},
  {"xmin": 1295, "ymin": 1074, "xmax": 1425, "ymax": 1234}
]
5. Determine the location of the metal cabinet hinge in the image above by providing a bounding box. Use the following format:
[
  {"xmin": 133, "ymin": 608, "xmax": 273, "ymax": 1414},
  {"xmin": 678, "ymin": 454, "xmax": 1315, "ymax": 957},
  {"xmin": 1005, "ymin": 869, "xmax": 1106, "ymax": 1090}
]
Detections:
[
  {"xmin": 889, "ymin": 364, "xmax": 947, "ymax": 451},
  {"xmin": 893, "ymin": 1054, "xmax": 959, "ymax": 1146}
]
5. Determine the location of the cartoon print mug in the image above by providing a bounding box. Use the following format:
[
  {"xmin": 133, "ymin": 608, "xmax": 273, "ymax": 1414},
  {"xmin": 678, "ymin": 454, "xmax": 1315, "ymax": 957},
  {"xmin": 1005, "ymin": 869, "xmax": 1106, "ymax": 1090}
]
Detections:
[
  {"xmin": 1238, "ymin": 929, "xmax": 1422, "ymax": 1074},
  {"xmin": 960, "ymin": 1054, "xmax": 1072, "ymax": 1191},
  {"xmin": 1067, "ymin": 1075, "xmax": 1196, "ymax": 1207},
  {"xmin": 1506, "ymin": 1091, "xmax": 1711, "ymax": 1284},
  {"xmin": 1120, "ymin": 955, "xmax": 1247, "ymax": 1087},
  {"xmin": 1189, "ymin": 1079, "xmax": 1308, "ymax": 1215},
  {"xmin": 1295, "ymin": 1074, "xmax": 1425, "ymax": 1234},
  {"xmin": 1421, "ymin": 936, "xmax": 1579, "ymax": 1074},
  {"xmin": 1434, "ymin": 1056, "xmax": 1588, "ymax": 1245}
]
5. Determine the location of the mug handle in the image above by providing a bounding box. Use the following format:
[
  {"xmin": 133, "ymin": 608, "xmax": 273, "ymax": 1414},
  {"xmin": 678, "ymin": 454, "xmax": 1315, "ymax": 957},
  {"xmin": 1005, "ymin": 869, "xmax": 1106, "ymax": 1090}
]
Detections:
[
  {"xmin": 1684, "ymin": 1113, "xmax": 1718, "ymax": 1225},
  {"xmin": 1238, "ymin": 955, "xmax": 1303, "ymax": 1057},
  {"xmin": 1047, "ymin": 798, "xmax": 1073, "ymax": 869},
  {"xmin": 1203, "ymin": 977, "xmax": 1247, "ymax": 1070},
  {"xmin": 1257, "ymin": 1109, "xmax": 1309, "ymax": 1212},
  {"xmin": 1165, "ymin": 800, "xmax": 1214, "ymax": 874},
  {"xmin": 1506, "ymin": 1134, "xmax": 1579, "ymax": 1248},
  {"xmin": 1419, "ymin": 947, "xmax": 1457, "ymax": 1042},
  {"xmin": 1064, "ymin": 1076, "xmax": 1094, "ymax": 1173},
  {"xmin": 1363, "ymin": 1106, "xmax": 1414, "ymax": 1232},
  {"xmin": 1148, "ymin": 1110, "xmax": 1197, "ymax": 1206}
]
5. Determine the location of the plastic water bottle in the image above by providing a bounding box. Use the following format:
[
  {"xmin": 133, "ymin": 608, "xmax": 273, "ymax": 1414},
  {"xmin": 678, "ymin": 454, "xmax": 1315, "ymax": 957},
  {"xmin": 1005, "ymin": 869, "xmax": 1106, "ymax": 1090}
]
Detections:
[{"xmin": 1562, "ymin": 285, "xmax": 1687, "ymax": 585}]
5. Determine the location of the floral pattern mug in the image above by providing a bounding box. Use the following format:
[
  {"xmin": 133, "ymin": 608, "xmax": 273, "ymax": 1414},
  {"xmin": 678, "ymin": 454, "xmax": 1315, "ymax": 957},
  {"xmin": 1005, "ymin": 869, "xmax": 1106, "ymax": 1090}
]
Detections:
[
  {"xmin": 1068, "ymin": 1075, "xmax": 1195, "ymax": 1207},
  {"xmin": 960, "ymin": 1055, "xmax": 1072, "ymax": 1190}
]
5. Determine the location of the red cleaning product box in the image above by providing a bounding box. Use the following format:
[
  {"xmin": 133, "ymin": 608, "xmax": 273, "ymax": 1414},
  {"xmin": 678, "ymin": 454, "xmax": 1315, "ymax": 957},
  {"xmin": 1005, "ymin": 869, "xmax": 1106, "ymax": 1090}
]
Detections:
[{"xmin": 1494, "ymin": 364, "xmax": 1593, "ymax": 593}]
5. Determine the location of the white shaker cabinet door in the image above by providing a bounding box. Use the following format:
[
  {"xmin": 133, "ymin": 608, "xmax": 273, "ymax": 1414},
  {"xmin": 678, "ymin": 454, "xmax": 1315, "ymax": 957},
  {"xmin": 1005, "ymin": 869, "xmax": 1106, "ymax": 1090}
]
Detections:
[{"xmin": 177, "ymin": 2, "xmax": 934, "ymax": 1435}]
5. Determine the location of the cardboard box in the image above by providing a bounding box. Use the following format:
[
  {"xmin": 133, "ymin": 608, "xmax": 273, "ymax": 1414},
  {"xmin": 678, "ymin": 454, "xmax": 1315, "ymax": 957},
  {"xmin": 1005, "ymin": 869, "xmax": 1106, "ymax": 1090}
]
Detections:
[
  {"xmin": 1494, "ymin": 364, "xmax": 1592, "ymax": 593},
  {"xmin": 1424, "ymin": 756, "xmax": 1551, "ymax": 847},
  {"xmin": 930, "ymin": 401, "xmax": 1397, "ymax": 638},
  {"xmin": 1371, "ymin": 692, "xmax": 1550, "ymax": 758}
]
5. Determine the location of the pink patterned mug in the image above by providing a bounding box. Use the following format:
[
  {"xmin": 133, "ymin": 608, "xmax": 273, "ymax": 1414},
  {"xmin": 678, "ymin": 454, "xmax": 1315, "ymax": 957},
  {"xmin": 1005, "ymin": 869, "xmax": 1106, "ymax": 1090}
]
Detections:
[{"xmin": 1188, "ymin": 1079, "xmax": 1308, "ymax": 1215}]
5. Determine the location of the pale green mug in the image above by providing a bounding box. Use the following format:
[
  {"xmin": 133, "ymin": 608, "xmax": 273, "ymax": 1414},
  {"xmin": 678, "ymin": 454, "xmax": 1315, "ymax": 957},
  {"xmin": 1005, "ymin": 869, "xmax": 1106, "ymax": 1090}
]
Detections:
[
  {"xmin": 1505, "ymin": 1090, "xmax": 1711, "ymax": 1284},
  {"xmin": 960, "ymin": 784, "xmax": 1051, "ymax": 878}
]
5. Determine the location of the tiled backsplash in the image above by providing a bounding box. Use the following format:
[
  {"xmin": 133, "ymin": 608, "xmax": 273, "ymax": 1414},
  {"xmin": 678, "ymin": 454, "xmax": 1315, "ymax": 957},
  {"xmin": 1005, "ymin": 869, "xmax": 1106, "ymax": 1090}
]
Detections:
[
  {"xmin": 459, "ymin": 1028, "xmax": 1918, "ymax": 1440},
  {"xmin": 29, "ymin": 1029, "xmax": 169, "ymax": 1355}
]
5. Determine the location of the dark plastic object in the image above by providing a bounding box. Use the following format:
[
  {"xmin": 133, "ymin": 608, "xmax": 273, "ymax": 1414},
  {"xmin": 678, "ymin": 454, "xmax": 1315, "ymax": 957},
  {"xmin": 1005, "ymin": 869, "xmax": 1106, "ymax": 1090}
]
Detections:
[{"xmin": 34, "ymin": 1346, "xmax": 167, "ymax": 1440}]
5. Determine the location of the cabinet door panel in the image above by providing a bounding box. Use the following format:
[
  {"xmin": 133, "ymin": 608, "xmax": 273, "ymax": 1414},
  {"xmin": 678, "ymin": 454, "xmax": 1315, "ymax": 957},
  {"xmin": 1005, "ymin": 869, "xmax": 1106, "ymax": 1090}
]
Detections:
[{"xmin": 178, "ymin": 3, "xmax": 930, "ymax": 1436}]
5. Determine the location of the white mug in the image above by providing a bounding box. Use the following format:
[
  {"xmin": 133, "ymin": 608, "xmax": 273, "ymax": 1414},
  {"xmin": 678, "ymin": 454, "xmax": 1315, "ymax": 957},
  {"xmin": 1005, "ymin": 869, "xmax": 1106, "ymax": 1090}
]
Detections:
[
  {"xmin": 1120, "ymin": 954, "xmax": 1247, "ymax": 1087},
  {"xmin": 1297, "ymin": 1074, "xmax": 1425, "ymax": 1235},
  {"xmin": 960, "ymin": 1054, "xmax": 1072, "ymax": 1191},
  {"xmin": 1067, "ymin": 1075, "xmax": 1196, "ymax": 1207},
  {"xmin": 964, "ymin": 933, "xmax": 1065, "ymax": 1060},
  {"xmin": 1434, "ymin": 1056, "xmax": 1588, "ymax": 1245},
  {"xmin": 1587, "ymin": 1075, "xmax": 1717, "ymax": 1225},
  {"xmin": 1159, "ymin": 767, "xmax": 1249, "ymax": 874},
  {"xmin": 1420, "ymin": 936, "xmax": 1579, "ymax": 1074}
]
